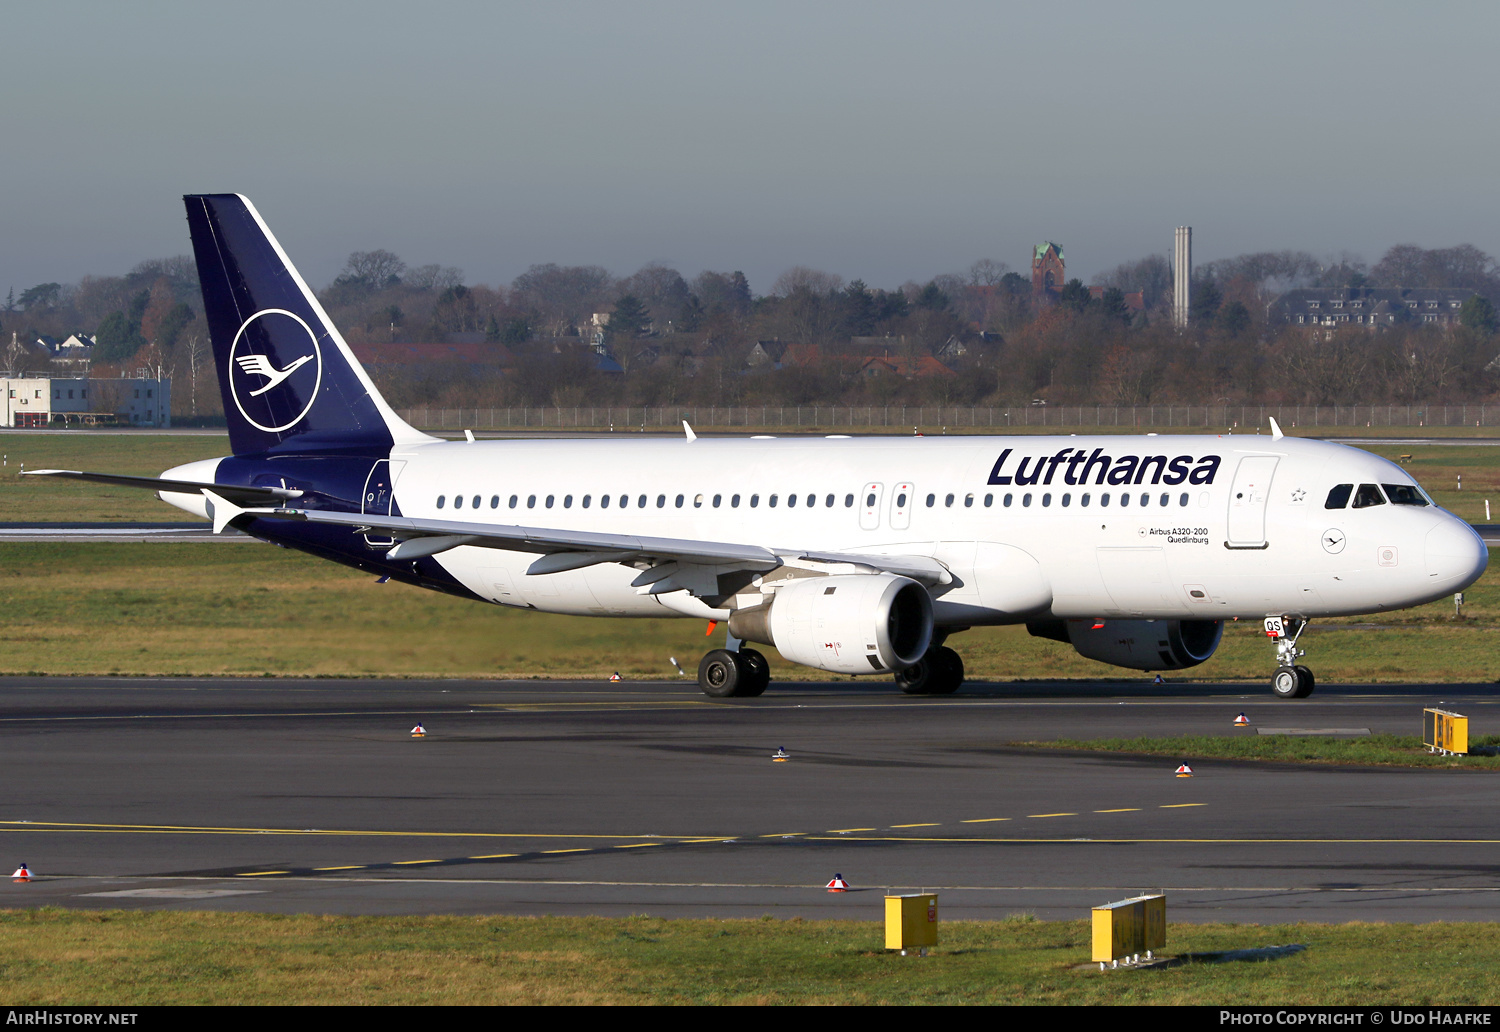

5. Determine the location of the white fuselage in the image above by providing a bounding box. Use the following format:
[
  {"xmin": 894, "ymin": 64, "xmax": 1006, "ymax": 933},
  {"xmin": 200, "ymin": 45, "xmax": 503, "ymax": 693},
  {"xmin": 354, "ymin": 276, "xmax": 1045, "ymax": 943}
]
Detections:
[{"xmin": 165, "ymin": 432, "xmax": 1487, "ymax": 626}]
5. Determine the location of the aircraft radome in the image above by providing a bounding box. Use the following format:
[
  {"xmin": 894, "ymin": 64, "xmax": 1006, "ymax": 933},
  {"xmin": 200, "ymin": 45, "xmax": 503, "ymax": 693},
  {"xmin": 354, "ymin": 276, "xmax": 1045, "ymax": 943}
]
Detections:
[{"xmin": 25, "ymin": 196, "xmax": 1489, "ymax": 699}]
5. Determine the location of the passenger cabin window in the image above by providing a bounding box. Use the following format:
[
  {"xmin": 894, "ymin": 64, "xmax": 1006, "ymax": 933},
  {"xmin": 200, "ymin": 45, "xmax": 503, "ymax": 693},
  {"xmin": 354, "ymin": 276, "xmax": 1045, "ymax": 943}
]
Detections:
[
  {"xmin": 656, "ymin": 494, "xmax": 666, "ymax": 508},
  {"xmin": 925, "ymin": 493, "xmax": 935, "ymax": 507},
  {"xmin": 509, "ymin": 495, "xmax": 518, "ymax": 508},
  {"xmin": 825, "ymin": 494, "xmax": 835, "ymax": 507},
  {"xmin": 844, "ymin": 494, "xmax": 854, "ymax": 507},
  {"xmin": 490, "ymin": 496, "xmax": 499, "ymax": 508},
  {"xmin": 436, "ymin": 495, "xmax": 446, "ymax": 509},
  {"xmin": 1382, "ymin": 484, "xmax": 1428, "ymax": 506},
  {"xmin": 454, "ymin": 496, "xmax": 463, "ymax": 509},
  {"xmin": 1352, "ymin": 484, "xmax": 1386, "ymax": 508},
  {"xmin": 546, "ymin": 495, "xmax": 555, "ymax": 508},
  {"xmin": 675, "ymin": 494, "xmax": 684, "ymax": 508},
  {"xmin": 472, "ymin": 495, "xmax": 481, "ymax": 509},
  {"xmin": 1325, "ymin": 484, "xmax": 1353, "ymax": 509}
]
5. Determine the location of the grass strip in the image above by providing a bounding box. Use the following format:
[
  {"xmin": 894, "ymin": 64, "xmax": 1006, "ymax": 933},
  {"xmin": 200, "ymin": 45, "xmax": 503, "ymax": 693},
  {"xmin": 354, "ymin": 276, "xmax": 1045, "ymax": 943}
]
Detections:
[
  {"xmin": 1014, "ymin": 734, "xmax": 1500, "ymax": 768},
  {"xmin": 0, "ymin": 910, "xmax": 1496, "ymax": 1005}
]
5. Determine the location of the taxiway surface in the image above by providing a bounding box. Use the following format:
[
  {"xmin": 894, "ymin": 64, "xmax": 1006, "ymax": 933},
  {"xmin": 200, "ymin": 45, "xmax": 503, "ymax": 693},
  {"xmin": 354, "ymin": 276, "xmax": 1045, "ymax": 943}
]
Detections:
[{"xmin": 1, "ymin": 676, "xmax": 1497, "ymax": 924}]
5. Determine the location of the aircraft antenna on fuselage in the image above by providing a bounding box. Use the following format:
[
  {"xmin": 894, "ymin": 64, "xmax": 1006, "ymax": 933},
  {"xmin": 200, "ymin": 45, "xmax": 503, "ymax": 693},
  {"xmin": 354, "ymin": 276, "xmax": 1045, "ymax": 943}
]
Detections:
[{"xmin": 1269, "ymin": 417, "xmax": 1285, "ymax": 441}]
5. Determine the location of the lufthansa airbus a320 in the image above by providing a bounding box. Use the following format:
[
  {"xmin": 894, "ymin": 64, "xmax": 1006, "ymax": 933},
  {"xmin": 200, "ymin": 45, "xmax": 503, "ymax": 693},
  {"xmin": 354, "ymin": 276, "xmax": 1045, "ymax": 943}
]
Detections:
[{"xmin": 26, "ymin": 196, "xmax": 1489, "ymax": 699}]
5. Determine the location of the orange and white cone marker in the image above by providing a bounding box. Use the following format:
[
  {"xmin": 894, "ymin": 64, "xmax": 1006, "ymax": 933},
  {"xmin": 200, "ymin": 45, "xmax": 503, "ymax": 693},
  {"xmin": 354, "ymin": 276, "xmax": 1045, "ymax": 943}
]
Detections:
[
  {"xmin": 609, "ymin": 672, "xmax": 622, "ymax": 682},
  {"xmin": 1234, "ymin": 712, "xmax": 1250, "ymax": 727},
  {"xmin": 1175, "ymin": 763, "xmax": 1194, "ymax": 778},
  {"xmin": 826, "ymin": 874, "xmax": 849, "ymax": 892},
  {"xmin": 12, "ymin": 864, "xmax": 30, "ymax": 883},
  {"xmin": 772, "ymin": 747, "xmax": 790, "ymax": 762},
  {"xmin": 411, "ymin": 723, "xmax": 426, "ymax": 738}
]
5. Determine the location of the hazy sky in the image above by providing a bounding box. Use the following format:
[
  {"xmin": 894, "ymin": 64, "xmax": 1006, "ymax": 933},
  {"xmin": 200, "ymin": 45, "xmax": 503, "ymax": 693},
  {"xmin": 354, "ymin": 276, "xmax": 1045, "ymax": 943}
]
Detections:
[{"xmin": 4, "ymin": 1, "xmax": 1497, "ymax": 296}]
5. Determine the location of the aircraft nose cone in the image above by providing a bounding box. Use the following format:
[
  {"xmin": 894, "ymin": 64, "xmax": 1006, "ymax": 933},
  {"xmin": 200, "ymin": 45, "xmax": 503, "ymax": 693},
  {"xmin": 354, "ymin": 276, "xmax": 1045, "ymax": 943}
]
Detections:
[{"xmin": 1425, "ymin": 520, "xmax": 1488, "ymax": 588}]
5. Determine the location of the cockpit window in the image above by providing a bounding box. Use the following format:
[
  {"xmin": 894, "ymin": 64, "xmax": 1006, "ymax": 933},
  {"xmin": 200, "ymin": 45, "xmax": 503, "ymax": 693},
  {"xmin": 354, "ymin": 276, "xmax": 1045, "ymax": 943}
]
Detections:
[
  {"xmin": 1325, "ymin": 484, "xmax": 1353, "ymax": 509},
  {"xmin": 1351, "ymin": 483, "xmax": 1386, "ymax": 508},
  {"xmin": 1382, "ymin": 484, "xmax": 1428, "ymax": 506}
]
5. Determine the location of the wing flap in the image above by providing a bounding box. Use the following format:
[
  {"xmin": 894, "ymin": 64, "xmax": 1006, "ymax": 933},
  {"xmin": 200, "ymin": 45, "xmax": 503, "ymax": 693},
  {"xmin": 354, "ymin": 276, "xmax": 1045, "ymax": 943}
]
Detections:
[{"xmin": 281, "ymin": 508, "xmax": 951, "ymax": 587}]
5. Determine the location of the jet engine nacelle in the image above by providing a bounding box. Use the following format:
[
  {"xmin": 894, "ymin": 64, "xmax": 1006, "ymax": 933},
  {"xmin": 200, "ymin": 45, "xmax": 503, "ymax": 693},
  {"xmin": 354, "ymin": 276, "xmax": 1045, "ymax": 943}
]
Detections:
[
  {"xmin": 728, "ymin": 573, "xmax": 934, "ymax": 675},
  {"xmin": 1028, "ymin": 618, "xmax": 1223, "ymax": 671}
]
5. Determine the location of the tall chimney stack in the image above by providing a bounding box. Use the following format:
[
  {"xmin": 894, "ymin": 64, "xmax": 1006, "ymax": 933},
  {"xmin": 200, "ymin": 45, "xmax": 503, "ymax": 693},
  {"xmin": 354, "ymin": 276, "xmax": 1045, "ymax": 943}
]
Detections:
[{"xmin": 1174, "ymin": 226, "xmax": 1192, "ymax": 328}]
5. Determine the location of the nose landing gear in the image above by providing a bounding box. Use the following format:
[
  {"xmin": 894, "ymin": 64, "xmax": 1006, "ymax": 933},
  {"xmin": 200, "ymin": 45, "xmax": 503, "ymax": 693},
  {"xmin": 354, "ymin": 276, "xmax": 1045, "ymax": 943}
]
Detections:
[{"xmin": 1266, "ymin": 616, "xmax": 1314, "ymax": 699}]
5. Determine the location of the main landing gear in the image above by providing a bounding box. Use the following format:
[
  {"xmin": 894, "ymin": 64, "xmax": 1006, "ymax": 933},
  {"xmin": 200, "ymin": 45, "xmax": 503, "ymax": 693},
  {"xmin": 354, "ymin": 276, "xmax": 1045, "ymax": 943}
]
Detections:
[
  {"xmin": 697, "ymin": 648, "xmax": 770, "ymax": 698},
  {"xmin": 894, "ymin": 644, "xmax": 965, "ymax": 695},
  {"xmin": 1265, "ymin": 616, "xmax": 1314, "ymax": 699}
]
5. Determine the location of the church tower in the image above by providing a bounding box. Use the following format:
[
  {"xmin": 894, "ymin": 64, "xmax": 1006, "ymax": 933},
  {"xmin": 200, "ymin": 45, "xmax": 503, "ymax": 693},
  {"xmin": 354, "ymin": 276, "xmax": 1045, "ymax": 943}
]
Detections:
[{"xmin": 1031, "ymin": 242, "xmax": 1065, "ymax": 303}]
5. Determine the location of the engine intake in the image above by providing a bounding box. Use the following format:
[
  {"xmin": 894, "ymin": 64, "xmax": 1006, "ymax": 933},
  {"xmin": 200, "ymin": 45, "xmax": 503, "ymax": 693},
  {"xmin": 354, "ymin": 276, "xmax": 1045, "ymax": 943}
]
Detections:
[
  {"xmin": 728, "ymin": 574, "xmax": 933, "ymax": 675},
  {"xmin": 1028, "ymin": 618, "xmax": 1223, "ymax": 671}
]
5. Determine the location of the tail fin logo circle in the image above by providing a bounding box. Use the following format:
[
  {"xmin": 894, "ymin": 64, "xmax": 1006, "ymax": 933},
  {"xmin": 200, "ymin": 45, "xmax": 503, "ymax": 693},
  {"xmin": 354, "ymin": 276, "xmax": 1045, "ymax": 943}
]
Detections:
[{"xmin": 228, "ymin": 309, "xmax": 323, "ymax": 433}]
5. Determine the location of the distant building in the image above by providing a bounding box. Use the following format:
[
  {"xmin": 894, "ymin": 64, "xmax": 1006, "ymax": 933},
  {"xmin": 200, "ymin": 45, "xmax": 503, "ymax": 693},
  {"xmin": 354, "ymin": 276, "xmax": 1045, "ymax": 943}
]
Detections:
[
  {"xmin": 857, "ymin": 354, "xmax": 955, "ymax": 379},
  {"xmin": 746, "ymin": 340, "xmax": 789, "ymax": 369},
  {"xmin": 0, "ymin": 374, "xmax": 169, "ymax": 428},
  {"xmin": 1268, "ymin": 288, "xmax": 1480, "ymax": 330},
  {"xmin": 1031, "ymin": 242, "xmax": 1065, "ymax": 303}
]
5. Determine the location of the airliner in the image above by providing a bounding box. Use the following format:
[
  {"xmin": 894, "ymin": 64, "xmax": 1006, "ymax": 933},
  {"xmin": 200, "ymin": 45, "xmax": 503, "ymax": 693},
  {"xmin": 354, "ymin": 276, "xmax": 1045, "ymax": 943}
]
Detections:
[{"xmin": 25, "ymin": 195, "xmax": 1489, "ymax": 699}]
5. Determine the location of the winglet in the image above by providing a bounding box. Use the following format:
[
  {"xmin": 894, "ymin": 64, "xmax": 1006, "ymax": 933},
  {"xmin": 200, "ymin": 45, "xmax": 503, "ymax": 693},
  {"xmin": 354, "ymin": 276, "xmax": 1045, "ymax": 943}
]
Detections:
[
  {"xmin": 1269, "ymin": 417, "xmax": 1285, "ymax": 441},
  {"xmin": 682, "ymin": 420, "xmax": 697, "ymax": 442}
]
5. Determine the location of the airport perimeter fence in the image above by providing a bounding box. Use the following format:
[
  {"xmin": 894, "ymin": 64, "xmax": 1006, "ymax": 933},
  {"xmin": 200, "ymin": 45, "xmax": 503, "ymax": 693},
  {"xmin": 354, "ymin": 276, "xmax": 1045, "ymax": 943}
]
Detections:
[{"xmin": 394, "ymin": 404, "xmax": 1500, "ymax": 433}]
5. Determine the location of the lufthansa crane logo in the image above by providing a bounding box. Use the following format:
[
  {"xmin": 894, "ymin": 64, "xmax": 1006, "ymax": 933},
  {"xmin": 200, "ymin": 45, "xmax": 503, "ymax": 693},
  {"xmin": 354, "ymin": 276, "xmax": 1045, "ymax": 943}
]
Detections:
[{"xmin": 228, "ymin": 309, "xmax": 323, "ymax": 433}]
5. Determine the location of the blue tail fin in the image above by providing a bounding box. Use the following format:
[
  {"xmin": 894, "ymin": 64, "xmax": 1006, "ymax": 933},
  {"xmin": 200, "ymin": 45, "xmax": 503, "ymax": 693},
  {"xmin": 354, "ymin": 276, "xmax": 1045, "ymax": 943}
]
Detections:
[{"xmin": 184, "ymin": 194, "xmax": 430, "ymax": 456}]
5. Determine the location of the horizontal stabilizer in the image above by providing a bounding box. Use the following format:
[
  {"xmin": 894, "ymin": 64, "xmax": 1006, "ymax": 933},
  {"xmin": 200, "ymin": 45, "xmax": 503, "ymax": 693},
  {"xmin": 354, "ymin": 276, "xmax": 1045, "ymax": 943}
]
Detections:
[{"xmin": 21, "ymin": 469, "xmax": 302, "ymax": 506}]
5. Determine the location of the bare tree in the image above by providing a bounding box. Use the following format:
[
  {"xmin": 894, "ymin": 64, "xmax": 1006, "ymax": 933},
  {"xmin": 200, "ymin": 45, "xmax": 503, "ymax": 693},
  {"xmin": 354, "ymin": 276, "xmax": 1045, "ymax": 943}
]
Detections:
[
  {"xmin": 405, "ymin": 264, "xmax": 465, "ymax": 291},
  {"xmin": 770, "ymin": 266, "xmax": 843, "ymax": 298},
  {"xmin": 180, "ymin": 333, "xmax": 209, "ymax": 417},
  {"xmin": 342, "ymin": 250, "xmax": 406, "ymax": 286},
  {"xmin": 510, "ymin": 264, "xmax": 613, "ymax": 338}
]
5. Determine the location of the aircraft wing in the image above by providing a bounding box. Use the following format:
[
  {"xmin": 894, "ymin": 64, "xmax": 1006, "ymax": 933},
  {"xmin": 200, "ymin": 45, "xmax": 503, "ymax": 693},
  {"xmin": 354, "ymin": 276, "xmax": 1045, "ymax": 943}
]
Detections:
[
  {"xmin": 282, "ymin": 508, "xmax": 953, "ymax": 587},
  {"xmin": 20, "ymin": 469, "xmax": 302, "ymax": 506}
]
